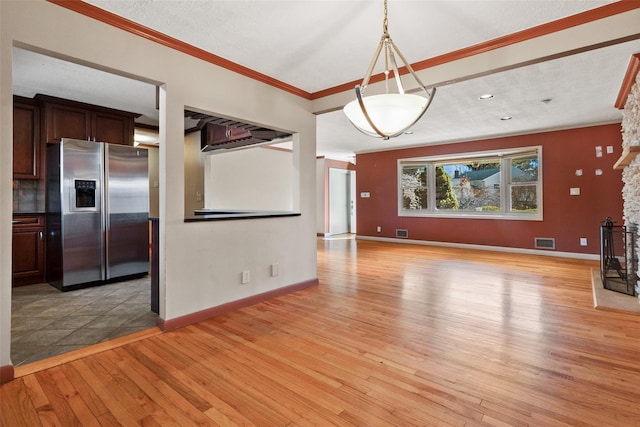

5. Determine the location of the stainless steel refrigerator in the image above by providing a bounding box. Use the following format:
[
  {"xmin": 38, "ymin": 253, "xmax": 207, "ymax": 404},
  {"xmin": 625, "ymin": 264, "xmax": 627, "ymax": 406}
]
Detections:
[{"xmin": 47, "ymin": 138, "xmax": 149, "ymax": 290}]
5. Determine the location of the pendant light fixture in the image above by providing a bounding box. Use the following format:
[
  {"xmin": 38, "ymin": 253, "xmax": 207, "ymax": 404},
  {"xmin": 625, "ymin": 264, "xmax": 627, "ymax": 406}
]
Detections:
[{"xmin": 343, "ymin": 0, "xmax": 436, "ymax": 139}]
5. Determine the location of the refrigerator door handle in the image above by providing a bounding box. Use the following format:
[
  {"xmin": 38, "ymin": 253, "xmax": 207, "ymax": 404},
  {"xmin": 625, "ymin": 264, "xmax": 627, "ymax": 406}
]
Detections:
[{"xmin": 102, "ymin": 143, "xmax": 110, "ymax": 281}]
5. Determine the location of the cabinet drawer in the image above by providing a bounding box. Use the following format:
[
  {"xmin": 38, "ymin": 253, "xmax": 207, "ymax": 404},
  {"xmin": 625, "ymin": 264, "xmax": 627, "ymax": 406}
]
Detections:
[{"xmin": 12, "ymin": 215, "xmax": 45, "ymax": 228}]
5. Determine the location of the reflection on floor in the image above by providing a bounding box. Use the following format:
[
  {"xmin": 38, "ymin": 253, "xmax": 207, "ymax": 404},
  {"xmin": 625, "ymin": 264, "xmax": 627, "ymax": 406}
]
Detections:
[
  {"xmin": 319, "ymin": 233, "xmax": 355, "ymax": 240},
  {"xmin": 11, "ymin": 276, "xmax": 157, "ymax": 366}
]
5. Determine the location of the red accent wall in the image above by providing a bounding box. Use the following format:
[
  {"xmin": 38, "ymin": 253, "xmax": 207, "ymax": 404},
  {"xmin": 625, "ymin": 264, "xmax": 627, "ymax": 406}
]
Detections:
[{"xmin": 355, "ymin": 124, "xmax": 623, "ymax": 255}]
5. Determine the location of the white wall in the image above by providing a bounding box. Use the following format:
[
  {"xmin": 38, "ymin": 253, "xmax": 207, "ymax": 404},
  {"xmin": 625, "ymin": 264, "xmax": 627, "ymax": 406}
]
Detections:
[
  {"xmin": 316, "ymin": 158, "xmax": 326, "ymax": 235},
  {"xmin": 184, "ymin": 131, "xmax": 205, "ymax": 215},
  {"xmin": 204, "ymin": 146, "xmax": 294, "ymax": 211},
  {"xmin": 0, "ymin": 0, "xmax": 317, "ymax": 369}
]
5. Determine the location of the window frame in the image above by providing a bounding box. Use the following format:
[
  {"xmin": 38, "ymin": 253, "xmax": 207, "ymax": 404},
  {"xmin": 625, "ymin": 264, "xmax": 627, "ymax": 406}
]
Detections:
[{"xmin": 397, "ymin": 146, "xmax": 542, "ymax": 220}]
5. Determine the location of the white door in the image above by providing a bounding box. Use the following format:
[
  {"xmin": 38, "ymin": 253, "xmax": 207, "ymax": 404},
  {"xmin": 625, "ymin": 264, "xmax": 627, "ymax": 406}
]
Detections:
[
  {"xmin": 329, "ymin": 168, "xmax": 350, "ymax": 235},
  {"xmin": 349, "ymin": 170, "xmax": 356, "ymax": 234}
]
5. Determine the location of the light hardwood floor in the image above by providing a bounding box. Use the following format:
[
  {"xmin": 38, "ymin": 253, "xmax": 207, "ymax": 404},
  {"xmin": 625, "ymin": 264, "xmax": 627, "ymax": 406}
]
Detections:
[{"xmin": 2, "ymin": 238, "xmax": 640, "ymax": 426}]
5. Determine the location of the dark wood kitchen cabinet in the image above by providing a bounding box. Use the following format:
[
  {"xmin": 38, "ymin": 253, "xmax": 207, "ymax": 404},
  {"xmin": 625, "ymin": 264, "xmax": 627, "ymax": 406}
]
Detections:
[
  {"xmin": 12, "ymin": 215, "xmax": 45, "ymax": 287},
  {"xmin": 36, "ymin": 94, "xmax": 139, "ymax": 146},
  {"xmin": 13, "ymin": 97, "xmax": 41, "ymax": 180}
]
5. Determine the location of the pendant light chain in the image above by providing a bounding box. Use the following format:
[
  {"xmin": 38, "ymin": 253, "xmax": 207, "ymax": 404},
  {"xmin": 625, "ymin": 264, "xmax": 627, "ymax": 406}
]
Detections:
[
  {"xmin": 383, "ymin": 0, "xmax": 390, "ymax": 92},
  {"xmin": 383, "ymin": 0, "xmax": 388, "ymax": 35}
]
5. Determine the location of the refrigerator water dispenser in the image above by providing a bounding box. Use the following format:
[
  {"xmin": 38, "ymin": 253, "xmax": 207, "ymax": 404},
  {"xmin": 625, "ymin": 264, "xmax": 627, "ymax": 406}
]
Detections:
[{"xmin": 74, "ymin": 179, "xmax": 96, "ymax": 208}]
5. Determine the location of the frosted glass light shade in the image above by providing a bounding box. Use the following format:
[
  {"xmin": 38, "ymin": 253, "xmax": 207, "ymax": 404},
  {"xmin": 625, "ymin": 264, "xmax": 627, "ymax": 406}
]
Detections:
[{"xmin": 343, "ymin": 93, "xmax": 429, "ymax": 138}]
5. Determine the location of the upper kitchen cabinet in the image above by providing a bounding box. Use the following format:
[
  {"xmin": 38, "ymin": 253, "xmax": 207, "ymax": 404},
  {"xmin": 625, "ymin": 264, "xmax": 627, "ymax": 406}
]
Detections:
[
  {"xmin": 13, "ymin": 96, "xmax": 41, "ymax": 180},
  {"xmin": 36, "ymin": 94, "xmax": 139, "ymax": 146}
]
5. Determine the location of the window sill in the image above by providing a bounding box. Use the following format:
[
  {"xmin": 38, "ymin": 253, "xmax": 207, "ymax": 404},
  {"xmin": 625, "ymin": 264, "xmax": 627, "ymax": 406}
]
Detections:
[{"xmin": 398, "ymin": 211, "xmax": 542, "ymax": 221}]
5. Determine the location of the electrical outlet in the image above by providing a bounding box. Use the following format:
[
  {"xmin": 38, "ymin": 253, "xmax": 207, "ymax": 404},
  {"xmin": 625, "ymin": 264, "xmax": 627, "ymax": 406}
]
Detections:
[
  {"xmin": 241, "ymin": 270, "xmax": 250, "ymax": 284},
  {"xmin": 580, "ymin": 238, "xmax": 587, "ymax": 246},
  {"xmin": 271, "ymin": 263, "xmax": 279, "ymax": 277},
  {"xmin": 570, "ymin": 187, "xmax": 580, "ymax": 196},
  {"xmin": 376, "ymin": 226, "xmax": 381, "ymax": 232}
]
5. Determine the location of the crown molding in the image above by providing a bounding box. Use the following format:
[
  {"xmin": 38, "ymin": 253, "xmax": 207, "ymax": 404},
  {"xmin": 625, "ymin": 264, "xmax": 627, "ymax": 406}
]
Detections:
[
  {"xmin": 46, "ymin": 0, "xmax": 312, "ymax": 99},
  {"xmin": 47, "ymin": 0, "xmax": 640, "ymax": 102},
  {"xmin": 312, "ymin": 1, "xmax": 640, "ymax": 100}
]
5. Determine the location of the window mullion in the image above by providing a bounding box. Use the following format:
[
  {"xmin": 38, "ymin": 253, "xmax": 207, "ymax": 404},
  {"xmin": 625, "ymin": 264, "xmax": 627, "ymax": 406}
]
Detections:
[
  {"xmin": 427, "ymin": 163, "xmax": 435, "ymax": 212},
  {"xmin": 502, "ymin": 157, "xmax": 509, "ymax": 214}
]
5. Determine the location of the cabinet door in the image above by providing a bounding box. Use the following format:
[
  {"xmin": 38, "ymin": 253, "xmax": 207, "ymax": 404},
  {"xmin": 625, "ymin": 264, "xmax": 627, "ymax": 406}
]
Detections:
[
  {"xmin": 93, "ymin": 111, "xmax": 134, "ymax": 145},
  {"xmin": 12, "ymin": 226, "xmax": 45, "ymax": 287},
  {"xmin": 13, "ymin": 101, "xmax": 41, "ymax": 179},
  {"xmin": 43, "ymin": 102, "xmax": 91, "ymax": 143}
]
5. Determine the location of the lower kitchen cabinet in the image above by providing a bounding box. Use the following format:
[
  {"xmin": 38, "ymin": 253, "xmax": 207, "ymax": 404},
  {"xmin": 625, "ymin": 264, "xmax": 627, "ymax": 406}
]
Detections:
[{"xmin": 12, "ymin": 215, "xmax": 45, "ymax": 287}]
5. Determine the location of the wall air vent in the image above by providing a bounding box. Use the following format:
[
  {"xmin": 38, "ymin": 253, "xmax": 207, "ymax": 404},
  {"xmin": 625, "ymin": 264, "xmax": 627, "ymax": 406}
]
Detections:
[
  {"xmin": 534, "ymin": 237, "xmax": 555, "ymax": 250},
  {"xmin": 396, "ymin": 229, "xmax": 409, "ymax": 238}
]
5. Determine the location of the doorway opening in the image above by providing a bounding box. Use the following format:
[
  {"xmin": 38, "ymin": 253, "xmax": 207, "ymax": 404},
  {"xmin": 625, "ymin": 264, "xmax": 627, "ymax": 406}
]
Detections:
[
  {"xmin": 11, "ymin": 46, "xmax": 161, "ymax": 366},
  {"xmin": 329, "ymin": 168, "xmax": 356, "ymax": 236}
]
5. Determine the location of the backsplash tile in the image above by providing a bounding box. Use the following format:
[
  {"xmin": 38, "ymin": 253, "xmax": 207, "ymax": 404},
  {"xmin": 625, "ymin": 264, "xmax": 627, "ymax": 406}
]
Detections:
[{"xmin": 13, "ymin": 179, "xmax": 45, "ymax": 213}]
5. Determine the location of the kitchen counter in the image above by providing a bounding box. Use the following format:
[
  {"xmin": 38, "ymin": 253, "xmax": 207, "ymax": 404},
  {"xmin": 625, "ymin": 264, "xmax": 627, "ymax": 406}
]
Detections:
[{"xmin": 185, "ymin": 210, "xmax": 301, "ymax": 222}]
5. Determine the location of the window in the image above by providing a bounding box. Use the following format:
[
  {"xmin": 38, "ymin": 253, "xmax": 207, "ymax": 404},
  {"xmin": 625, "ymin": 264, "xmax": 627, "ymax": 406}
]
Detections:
[
  {"xmin": 401, "ymin": 165, "xmax": 427, "ymax": 209},
  {"xmin": 399, "ymin": 147, "xmax": 541, "ymax": 220}
]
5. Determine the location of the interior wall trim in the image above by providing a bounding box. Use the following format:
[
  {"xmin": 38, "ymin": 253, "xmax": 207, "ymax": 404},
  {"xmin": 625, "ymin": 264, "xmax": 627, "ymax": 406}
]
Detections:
[
  {"xmin": 615, "ymin": 53, "xmax": 640, "ymax": 109},
  {"xmin": 45, "ymin": 0, "xmax": 311, "ymax": 100},
  {"xmin": 46, "ymin": 0, "xmax": 639, "ymax": 102},
  {"xmin": 157, "ymin": 278, "xmax": 320, "ymax": 332},
  {"xmin": 0, "ymin": 365, "xmax": 14, "ymax": 384},
  {"xmin": 10, "ymin": 327, "xmax": 162, "ymax": 380},
  {"xmin": 311, "ymin": 2, "xmax": 640, "ymax": 100}
]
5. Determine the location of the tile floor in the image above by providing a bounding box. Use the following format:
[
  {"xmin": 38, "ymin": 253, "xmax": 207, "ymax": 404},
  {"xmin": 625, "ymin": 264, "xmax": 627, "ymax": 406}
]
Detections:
[{"xmin": 11, "ymin": 276, "xmax": 158, "ymax": 366}]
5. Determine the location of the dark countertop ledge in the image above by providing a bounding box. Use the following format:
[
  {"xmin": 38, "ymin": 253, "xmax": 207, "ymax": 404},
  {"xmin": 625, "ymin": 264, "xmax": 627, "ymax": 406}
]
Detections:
[{"xmin": 185, "ymin": 210, "xmax": 301, "ymax": 222}]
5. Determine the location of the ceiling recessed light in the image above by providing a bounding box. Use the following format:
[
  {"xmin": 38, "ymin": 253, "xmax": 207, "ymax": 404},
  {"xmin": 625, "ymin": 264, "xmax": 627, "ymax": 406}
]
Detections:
[
  {"xmin": 478, "ymin": 94, "xmax": 495, "ymax": 100},
  {"xmin": 500, "ymin": 116, "xmax": 512, "ymax": 121}
]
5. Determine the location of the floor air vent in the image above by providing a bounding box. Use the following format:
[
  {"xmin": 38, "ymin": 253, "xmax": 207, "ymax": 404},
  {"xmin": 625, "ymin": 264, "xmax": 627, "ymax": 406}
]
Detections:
[
  {"xmin": 535, "ymin": 237, "xmax": 555, "ymax": 250},
  {"xmin": 396, "ymin": 229, "xmax": 409, "ymax": 238}
]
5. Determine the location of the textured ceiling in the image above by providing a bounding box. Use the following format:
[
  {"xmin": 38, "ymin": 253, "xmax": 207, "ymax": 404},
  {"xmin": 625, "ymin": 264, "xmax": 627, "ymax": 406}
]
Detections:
[
  {"xmin": 11, "ymin": 1, "xmax": 640, "ymax": 160},
  {"xmin": 82, "ymin": 0, "xmax": 621, "ymax": 93}
]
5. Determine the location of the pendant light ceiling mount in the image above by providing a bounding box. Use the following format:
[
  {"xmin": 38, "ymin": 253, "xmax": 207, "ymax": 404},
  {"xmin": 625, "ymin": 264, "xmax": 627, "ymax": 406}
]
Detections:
[{"xmin": 343, "ymin": 0, "xmax": 436, "ymax": 140}]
